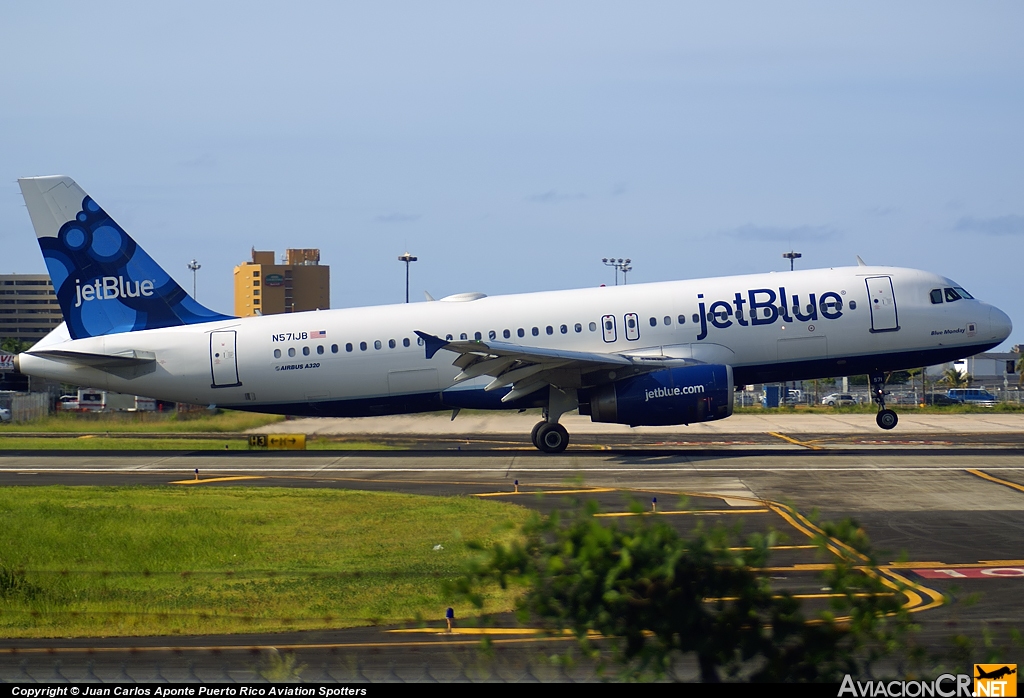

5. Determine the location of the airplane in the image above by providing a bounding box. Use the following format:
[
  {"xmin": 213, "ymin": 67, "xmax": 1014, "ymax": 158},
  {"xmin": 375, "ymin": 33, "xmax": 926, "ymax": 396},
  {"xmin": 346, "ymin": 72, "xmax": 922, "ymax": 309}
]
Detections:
[
  {"xmin": 976, "ymin": 666, "xmax": 1017, "ymax": 681},
  {"xmin": 11, "ymin": 176, "xmax": 1013, "ymax": 452}
]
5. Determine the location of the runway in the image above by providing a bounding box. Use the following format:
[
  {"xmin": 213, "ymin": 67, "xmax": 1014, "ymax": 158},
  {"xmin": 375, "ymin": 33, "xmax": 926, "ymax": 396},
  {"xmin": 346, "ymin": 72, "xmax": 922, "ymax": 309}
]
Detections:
[{"xmin": 1, "ymin": 436, "xmax": 1023, "ymax": 681}]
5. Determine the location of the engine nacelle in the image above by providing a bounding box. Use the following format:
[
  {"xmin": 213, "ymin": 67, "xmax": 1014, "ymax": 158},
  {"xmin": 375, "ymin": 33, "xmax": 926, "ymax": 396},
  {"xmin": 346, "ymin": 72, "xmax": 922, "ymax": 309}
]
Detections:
[{"xmin": 580, "ymin": 364, "xmax": 733, "ymax": 426}]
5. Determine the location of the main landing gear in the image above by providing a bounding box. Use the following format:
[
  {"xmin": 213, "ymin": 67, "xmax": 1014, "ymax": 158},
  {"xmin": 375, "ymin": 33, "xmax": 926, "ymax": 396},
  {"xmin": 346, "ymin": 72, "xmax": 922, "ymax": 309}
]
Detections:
[
  {"xmin": 870, "ymin": 372, "xmax": 898, "ymax": 430},
  {"xmin": 530, "ymin": 386, "xmax": 576, "ymax": 453}
]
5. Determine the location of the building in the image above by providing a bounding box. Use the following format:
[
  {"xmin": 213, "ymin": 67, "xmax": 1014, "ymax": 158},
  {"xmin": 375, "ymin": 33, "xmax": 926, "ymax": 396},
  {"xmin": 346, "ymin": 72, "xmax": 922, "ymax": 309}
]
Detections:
[
  {"xmin": 233, "ymin": 249, "xmax": 330, "ymax": 317},
  {"xmin": 0, "ymin": 273, "xmax": 63, "ymax": 346}
]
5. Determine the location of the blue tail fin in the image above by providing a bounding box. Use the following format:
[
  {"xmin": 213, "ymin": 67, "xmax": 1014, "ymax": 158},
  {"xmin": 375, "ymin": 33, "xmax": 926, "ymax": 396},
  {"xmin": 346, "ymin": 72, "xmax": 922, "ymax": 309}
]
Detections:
[{"xmin": 18, "ymin": 176, "xmax": 233, "ymax": 340}]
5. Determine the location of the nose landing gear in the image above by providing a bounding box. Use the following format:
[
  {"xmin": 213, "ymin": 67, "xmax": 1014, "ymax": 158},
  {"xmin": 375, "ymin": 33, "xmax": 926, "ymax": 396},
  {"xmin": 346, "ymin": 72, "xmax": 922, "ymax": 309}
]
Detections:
[{"xmin": 870, "ymin": 372, "xmax": 898, "ymax": 430}]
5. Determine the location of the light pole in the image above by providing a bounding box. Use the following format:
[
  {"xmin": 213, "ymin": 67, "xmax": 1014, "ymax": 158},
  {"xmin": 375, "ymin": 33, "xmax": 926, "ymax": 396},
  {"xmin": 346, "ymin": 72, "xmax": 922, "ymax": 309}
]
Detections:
[
  {"xmin": 601, "ymin": 257, "xmax": 632, "ymax": 286},
  {"xmin": 398, "ymin": 252, "xmax": 417, "ymax": 303},
  {"xmin": 782, "ymin": 251, "xmax": 802, "ymax": 271},
  {"xmin": 187, "ymin": 259, "xmax": 201, "ymax": 298}
]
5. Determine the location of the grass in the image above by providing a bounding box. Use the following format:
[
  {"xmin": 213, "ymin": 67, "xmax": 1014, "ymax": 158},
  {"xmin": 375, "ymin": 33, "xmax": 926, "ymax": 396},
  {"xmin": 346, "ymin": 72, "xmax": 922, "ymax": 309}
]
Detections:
[
  {"xmin": 734, "ymin": 402, "xmax": 1024, "ymax": 414},
  {"xmin": 0, "ymin": 436, "xmax": 396, "ymax": 450},
  {"xmin": 0, "ymin": 486, "xmax": 529, "ymax": 638},
  {"xmin": 1, "ymin": 410, "xmax": 285, "ymax": 433}
]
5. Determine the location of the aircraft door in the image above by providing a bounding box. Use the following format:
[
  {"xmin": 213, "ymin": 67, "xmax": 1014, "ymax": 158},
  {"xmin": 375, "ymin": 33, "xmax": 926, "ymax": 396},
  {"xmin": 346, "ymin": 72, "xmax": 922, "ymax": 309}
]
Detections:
[
  {"xmin": 601, "ymin": 315, "xmax": 617, "ymax": 343},
  {"xmin": 624, "ymin": 313, "xmax": 640, "ymax": 341},
  {"xmin": 865, "ymin": 276, "xmax": 900, "ymax": 333},
  {"xmin": 210, "ymin": 330, "xmax": 242, "ymax": 388}
]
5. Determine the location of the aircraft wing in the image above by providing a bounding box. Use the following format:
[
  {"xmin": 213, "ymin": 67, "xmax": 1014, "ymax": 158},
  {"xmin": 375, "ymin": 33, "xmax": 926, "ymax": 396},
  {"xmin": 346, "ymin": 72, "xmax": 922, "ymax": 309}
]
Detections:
[{"xmin": 415, "ymin": 331, "xmax": 692, "ymax": 402}]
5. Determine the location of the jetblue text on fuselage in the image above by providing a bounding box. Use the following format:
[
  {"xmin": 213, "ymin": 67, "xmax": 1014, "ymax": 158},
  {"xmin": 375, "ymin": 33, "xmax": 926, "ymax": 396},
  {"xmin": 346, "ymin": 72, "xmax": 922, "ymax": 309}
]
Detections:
[
  {"xmin": 695, "ymin": 286, "xmax": 845, "ymax": 341},
  {"xmin": 645, "ymin": 385, "xmax": 706, "ymax": 402},
  {"xmin": 74, "ymin": 277, "xmax": 155, "ymax": 308}
]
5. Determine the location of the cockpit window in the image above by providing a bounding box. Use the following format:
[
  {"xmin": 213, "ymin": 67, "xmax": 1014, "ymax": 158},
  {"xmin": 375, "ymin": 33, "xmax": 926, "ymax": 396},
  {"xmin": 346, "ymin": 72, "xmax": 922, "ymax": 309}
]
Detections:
[
  {"xmin": 954, "ymin": 286, "xmax": 974, "ymax": 300},
  {"xmin": 929, "ymin": 289, "xmax": 943, "ymax": 304},
  {"xmin": 944, "ymin": 287, "xmax": 962, "ymax": 302}
]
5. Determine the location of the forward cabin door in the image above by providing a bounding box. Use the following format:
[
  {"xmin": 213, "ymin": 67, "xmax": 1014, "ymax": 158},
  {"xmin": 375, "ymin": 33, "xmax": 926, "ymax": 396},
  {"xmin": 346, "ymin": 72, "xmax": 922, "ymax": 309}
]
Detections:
[
  {"xmin": 210, "ymin": 330, "xmax": 241, "ymax": 388},
  {"xmin": 865, "ymin": 276, "xmax": 900, "ymax": 333}
]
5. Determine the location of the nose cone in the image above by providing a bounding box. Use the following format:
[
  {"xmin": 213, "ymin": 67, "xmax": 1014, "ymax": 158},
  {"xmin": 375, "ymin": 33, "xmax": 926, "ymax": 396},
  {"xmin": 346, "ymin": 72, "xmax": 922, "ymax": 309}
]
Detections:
[{"xmin": 990, "ymin": 306, "xmax": 1013, "ymax": 342}]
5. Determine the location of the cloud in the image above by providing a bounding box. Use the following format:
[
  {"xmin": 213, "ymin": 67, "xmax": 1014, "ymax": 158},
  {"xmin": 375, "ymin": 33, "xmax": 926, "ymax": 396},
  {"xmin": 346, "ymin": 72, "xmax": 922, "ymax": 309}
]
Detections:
[
  {"xmin": 866, "ymin": 205, "xmax": 898, "ymax": 217},
  {"xmin": 375, "ymin": 213, "xmax": 421, "ymax": 223},
  {"xmin": 527, "ymin": 190, "xmax": 587, "ymax": 204},
  {"xmin": 954, "ymin": 214, "xmax": 1024, "ymax": 236},
  {"xmin": 723, "ymin": 224, "xmax": 841, "ymax": 243}
]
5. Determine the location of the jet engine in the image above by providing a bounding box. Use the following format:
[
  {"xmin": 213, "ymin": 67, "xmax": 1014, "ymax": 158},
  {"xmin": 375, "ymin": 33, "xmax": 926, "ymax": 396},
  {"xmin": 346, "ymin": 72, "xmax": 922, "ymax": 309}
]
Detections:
[{"xmin": 579, "ymin": 364, "xmax": 733, "ymax": 426}]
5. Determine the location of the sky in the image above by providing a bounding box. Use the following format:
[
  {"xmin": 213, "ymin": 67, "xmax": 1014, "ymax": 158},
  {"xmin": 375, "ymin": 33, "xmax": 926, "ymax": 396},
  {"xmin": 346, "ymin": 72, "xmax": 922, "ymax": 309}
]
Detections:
[{"xmin": 2, "ymin": 2, "xmax": 1022, "ymax": 348}]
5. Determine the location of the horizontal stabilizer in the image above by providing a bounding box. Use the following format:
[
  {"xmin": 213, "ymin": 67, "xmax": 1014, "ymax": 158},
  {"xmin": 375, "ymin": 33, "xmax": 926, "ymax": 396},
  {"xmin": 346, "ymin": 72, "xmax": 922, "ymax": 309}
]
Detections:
[{"xmin": 28, "ymin": 348, "xmax": 156, "ymax": 369}]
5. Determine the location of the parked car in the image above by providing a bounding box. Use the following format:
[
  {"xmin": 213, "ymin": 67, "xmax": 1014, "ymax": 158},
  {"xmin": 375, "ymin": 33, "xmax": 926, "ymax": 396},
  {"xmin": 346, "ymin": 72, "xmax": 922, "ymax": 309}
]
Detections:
[
  {"xmin": 927, "ymin": 394, "xmax": 961, "ymax": 406},
  {"xmin": 821, "ymin": 393, "xmax": 856, "ymax": 407},
  {"xmin": 946, "ymin": 388, "xmax": 998, "ymax": 406},
  {"xmin": 0, "ymin": 407, "xmax": 11, "ymax": 423}
]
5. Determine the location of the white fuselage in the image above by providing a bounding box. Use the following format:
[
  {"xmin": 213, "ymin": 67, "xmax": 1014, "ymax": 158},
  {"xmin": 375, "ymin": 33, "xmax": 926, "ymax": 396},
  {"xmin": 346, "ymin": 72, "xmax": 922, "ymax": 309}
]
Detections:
[{"xmin": 19, "ymin": 265, "xmax": 1011, "ymax": 415}]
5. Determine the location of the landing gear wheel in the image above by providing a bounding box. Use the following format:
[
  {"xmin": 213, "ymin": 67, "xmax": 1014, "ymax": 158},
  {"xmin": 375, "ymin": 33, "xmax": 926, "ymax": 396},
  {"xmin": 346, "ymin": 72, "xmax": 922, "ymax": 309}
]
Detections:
[
  {"xmin": 535, "ymin": 423, "xmax": 569, "ymax": 453},
  {"xmin": 876, "ymin": 409, "xmax": 898, "ymax": 430},
  {"xmin": 530, "ymin": 421, "xmax": 546, "ymax": 449}
]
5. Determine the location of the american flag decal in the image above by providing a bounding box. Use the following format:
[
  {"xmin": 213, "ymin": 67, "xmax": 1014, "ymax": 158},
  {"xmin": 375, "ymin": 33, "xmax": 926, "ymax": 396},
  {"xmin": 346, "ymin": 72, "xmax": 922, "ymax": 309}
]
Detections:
[{"xmin": 310, "ymin": 330, "xmax": 326, "ymax": 338}]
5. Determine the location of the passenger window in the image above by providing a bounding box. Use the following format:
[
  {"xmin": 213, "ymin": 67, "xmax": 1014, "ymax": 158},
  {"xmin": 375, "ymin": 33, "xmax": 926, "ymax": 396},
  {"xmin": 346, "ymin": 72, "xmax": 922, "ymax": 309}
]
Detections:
[
  {"xmin": 560, "ymin": 324, "xmax": 568, "ymax": 334},
  {"xmin": 274, "ymin": 349, "xmax": 281, "ymax": 358},
  {"xmin": 663, "ymin": 316, "xmax": 671, "ymax": 326},
  {"xmin": 648, "ymin": 317, "xmax": 656, "ymax": 327},
  {"xmin": 317, "ymin": 345, "xmax": 324, "ymax": 355},
  {"xmin": 374, "ymin": 340, "xmax": 382, "ymax": 350},
  {"xmin": 488, "ymin": 330, "xmax": 497, "ymax": 340},
  {"xmin": 532, "ymin": 327, "xmax": 539, "ymax": 336},
  {"xmin": 518, "ymin": 328, "xmax": 525, "ymax": 337},
  {"xmin": 589, "ymin": 322, "xmax": 597, "ymax": 331},
  {"xmin": 388, "ymin": 339, "xmax": 396, "ymax": 349},
  {"xmin": 345, "ymin": 343, "xmax": 352, "ymax": 352},
  {"xmin": 605, "ymin": 320, "xmax": 613, "ymax": 331},
  {"xmin": 503, "ymin": 329, "xmax": 511, "ymax": 339},
  {"xmin": 403, "ymin": 338, "xmax": 410, "ymax": 347},
  {"xmin": 944, "ymin": 288, "xmax": 961, "ymax": 302},
  {"xmin": 475, "ymin": 331, "xmax": 482, "ymax": 340},
  {"xmin": 446, "ymin": 334, "xmax": 454, "ymax": 341},
  {"xmin": 930, "ymin": 289, "xmax": 943, "ymax": 304},
  {"xmin": 677, "ymin": 315, "xmax": 686, "ymax": 325},
  {"xmin": 849, "ymin": 301, "xmax": 857, "ymax": 310},
  {"xmin": 546, "ymin": 326, "xmax": 553, "ymax": 335},
  {"xmin": 288, "ymin": 348, "xmax": 296, "ymax": 357},
  {"xmin": 359, "ymin": 342, "xmax": 367, "ymax": 351},
  {"xmin": 417, "ymin": 337, "xmax": 424, "ymax": 346},
  {"xmin": 460, "ymin": 333, "xmax": 468, "ymax": 340},
  {"xmin": 574, "ymin": 323, "xmax": 582, "ymax": 333},
  {"xmin": 692, "ymin": 313, "xmax": 699, "ymax": 323}
]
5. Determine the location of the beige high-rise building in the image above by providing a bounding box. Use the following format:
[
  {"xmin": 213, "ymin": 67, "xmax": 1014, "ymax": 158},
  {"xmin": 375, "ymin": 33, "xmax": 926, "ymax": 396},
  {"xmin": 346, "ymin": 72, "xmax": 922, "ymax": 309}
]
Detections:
[
  {"xmin": 0, "ymin": 274, "xmax": 64, "ymax": 345},
  {"xmin": 233, "ymin": 249, "xmax": 330, "ymax": 317}
]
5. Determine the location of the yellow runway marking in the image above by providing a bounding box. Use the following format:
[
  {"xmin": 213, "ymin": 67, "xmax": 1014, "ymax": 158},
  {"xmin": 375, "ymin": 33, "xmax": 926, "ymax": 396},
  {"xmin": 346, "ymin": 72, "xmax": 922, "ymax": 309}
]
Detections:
[
  {"xmin": 594, "ymin": 508, "xmax": 770, "ymax": 518},
  {"xmin": 887, "ymin": 560, "xmax": 1024, "ymax": 569},
  {"xmin": 473, "ymin": 487, "xmax": 616, "ymax": 497},
  {"xmin": 387, "ymin": 627, "xmax": 593, "ymax": 636},
  {"xmin": 966, "ymin": 468, "xmax": 1024, "ymax": 494},
  {"xmin": 0, "ymin": 636, "xmax": 582, "ymax": 655},
  {"xmin": 767, "ymin": 432, "xmax": 824, "ymax": 450},
  {"xmin": 169, "ymin": 476, "xmax": 265, "ymax": 485}
]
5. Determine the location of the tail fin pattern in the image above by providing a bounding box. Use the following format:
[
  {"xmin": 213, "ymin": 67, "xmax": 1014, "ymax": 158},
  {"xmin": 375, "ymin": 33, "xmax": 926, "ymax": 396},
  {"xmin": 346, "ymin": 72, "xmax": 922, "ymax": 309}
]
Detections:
[{"xmin": 19, "ymin": 176, "xmax": 233, "ymax": 339}]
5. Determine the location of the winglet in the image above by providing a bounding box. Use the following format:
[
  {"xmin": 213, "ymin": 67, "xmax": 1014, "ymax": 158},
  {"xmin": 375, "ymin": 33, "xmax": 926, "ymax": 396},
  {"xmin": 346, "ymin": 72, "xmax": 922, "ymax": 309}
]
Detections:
[
  {"xmin": 414, "ymin": 331, "xmax": 448, "ymax": 360},
  {"xmin": 856, "ymin": 255, "xmax": 867, "ymax": 267},
  {"xmin": 424, "ymin": 291, "xmax": 436, "ymax": 302}
]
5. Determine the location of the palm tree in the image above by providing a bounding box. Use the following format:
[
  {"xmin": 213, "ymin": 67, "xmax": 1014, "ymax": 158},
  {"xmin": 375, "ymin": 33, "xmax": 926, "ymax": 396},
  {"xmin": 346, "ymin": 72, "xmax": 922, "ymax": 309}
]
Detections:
[
  {"xmin": 939, "ymin": 367, "xmax": 971, "ymax": 389},
  {"xmin": 1016, "ymin": 354, "xmax": 1024, "ymax": 387}
]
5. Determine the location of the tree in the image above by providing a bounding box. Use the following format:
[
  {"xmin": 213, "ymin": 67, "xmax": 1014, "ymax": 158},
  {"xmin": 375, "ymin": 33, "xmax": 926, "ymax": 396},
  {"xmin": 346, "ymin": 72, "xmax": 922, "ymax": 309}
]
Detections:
[
  {"xmin": 1016, "ymin": 354, "xmax": 1024, "ymax": 388},
  {"xmin": 0, "ymin": 338, "xmax": 31, "ymax": 354},
  {"xmin": 454, "ymin": 501, "xmax": 918, "ymax": 682},
  {"xmin": 939, "ymin": 368, "xmax": 970, "ymax": 389}
]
